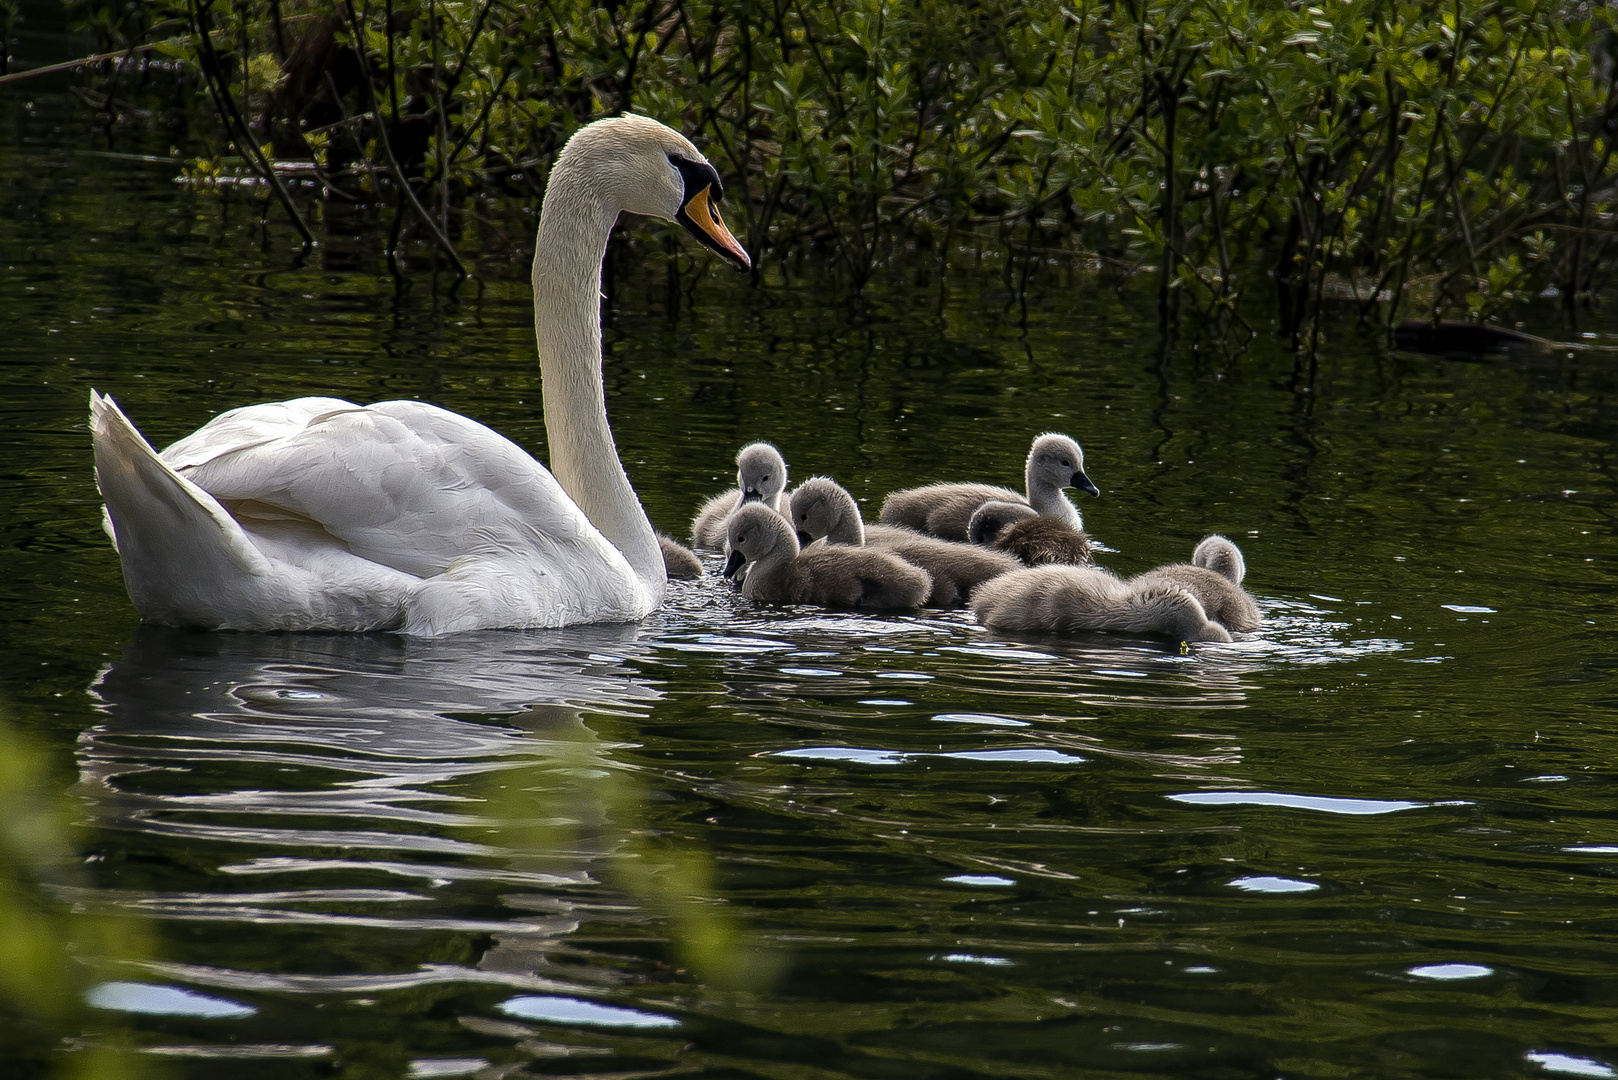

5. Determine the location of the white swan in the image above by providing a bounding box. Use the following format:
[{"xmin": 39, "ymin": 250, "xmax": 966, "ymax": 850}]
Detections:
[{"xmin": 90, "ymin": 114, "xmax": 750, "ymax": 634}]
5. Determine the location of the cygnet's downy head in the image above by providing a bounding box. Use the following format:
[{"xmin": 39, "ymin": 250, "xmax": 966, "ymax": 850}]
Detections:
[
  {"xmin": 1192, "ymin": 534, "xmax": 1246, "ymax": 585},
  {"xmin": 787, "ymin": 477, "xmax": 861, "ymax": 547},
  {"xmin": 736, "ymin": 442, "xmax": 788, "ymax": 508},
  {"xmin": 555, "ymin": 115, "xmax": 750, "ymax": 270},
  {"xmin": 723, "ymin": 503, "xmax": 797, "ymax": 579},
  {"xmin": 1027, "ymin": 433, "xmax": 1101, "ymax": 498},
  {"xmin": 967, "ymin": 500, "xmax": 1039, "ymax": 546}
]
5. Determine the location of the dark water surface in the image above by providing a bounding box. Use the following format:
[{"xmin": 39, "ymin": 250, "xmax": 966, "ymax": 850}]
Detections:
[{"xmin": 5, "ymin": 63, "xmax": 1618, "ymax": 1080}]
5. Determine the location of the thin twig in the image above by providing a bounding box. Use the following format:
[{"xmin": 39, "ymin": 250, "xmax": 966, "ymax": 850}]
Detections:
[
  {"xmin": 189, "ymin": 0, "xmax": 317, "ymax": 247},
  {"xmin": 0, "ymin": 43, "xmax": 160, "ymax": 85},
  {"xmin": 341, "ymin": 0, "xmax": 469, "ymax": 276}
]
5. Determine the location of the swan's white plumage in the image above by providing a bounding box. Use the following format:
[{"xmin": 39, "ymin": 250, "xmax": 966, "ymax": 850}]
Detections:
[
  {"xmin": 92, "ymin": 392, "xmax": 654, "ymax": 634},
  {"xmin": 91, "ymin": 114, "xmax": 746, "ymax": 634},
  {"xmin": 171, "ymin": 400, "xmax": 608, "ymax": 579}
]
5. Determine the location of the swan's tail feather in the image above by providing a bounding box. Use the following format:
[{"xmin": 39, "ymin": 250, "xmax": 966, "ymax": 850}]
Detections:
[{"xmin": 91, "ymin": 391, "xmax": 268, "ymax": 625}]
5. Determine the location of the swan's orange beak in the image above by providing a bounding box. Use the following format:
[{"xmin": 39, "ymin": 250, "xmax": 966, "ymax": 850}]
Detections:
[{"xmin": 678, "ymin": 185, "xmax": 751, "ymax": 271}]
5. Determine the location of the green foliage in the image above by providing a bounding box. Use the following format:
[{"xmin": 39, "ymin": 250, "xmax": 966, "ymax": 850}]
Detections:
[
  {"xmin": 479, "ymin": 707, "xmax": 780, "ymax": 991},
  {"xmin": 82, "ymin": 0, "xmax": 1618, "ymax": 339},
  {"xmin": 0, "ymin": 708, "xmax": 156, "ymax": 1078}
]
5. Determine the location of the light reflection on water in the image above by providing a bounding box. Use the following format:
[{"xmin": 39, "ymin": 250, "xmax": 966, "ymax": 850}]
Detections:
[{"xmin": 54, "ymin": 598, "xmax": 1586, "ymax": 1075}]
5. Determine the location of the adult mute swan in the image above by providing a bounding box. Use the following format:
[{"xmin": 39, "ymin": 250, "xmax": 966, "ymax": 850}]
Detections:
[{"xmin": 91, "ymin": 114, "xmax": 750, "ymax": 634}]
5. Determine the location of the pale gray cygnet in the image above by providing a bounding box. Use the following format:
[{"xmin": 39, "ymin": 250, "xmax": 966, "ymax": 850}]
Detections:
[
  {"xmin": 690, "ymin": 442, "xmax": 789, "ymax": 549},
  {"xmin": 723, "ymin": 503, "xmax": 931, "ymax": 610},
  {"xmin": 1192, "ymin": 534, "xmax": 1246, "ymax": 585},
  {"xmin": 967, "ymin": 499, "xmax": 1093, "ymax": 566},
  {"xmin": 1128, "ymin": 534, "xmax": 1259, "ymax": 632},
  {"xmin": 878, "ymin": 433, "xmax": 1100, "ymax": 542},
  {"xmin": 965, "ymin": 499, "xmax": 1038, "ymax": 543},
  {"xmin": 970, "ymin": 563, "xmax": 1232, "ymax": 643},
  {"xmin": 788, "ymin": 477, "xmax": 1019, "ymax": 606},
  {"xmin": 658, "ymin": 533, "xmax": 703, "ymax": 579}
]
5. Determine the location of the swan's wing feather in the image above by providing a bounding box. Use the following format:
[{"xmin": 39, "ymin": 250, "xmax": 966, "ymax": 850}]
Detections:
[
  {"xmin": 161, "ymin": 398, "xmax": 364, "ymax": 471},
  {"xmin": 176, "ymin": 400, "xmax": 627, "ymax": 584}
]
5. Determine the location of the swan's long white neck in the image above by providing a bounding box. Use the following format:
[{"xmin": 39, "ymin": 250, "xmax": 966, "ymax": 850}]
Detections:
[{"xmin": 532, "ymin": 162, "xmax": 664, "ymax": 604}]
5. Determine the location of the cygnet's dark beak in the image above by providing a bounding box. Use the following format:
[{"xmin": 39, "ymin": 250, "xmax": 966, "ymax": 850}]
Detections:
[
  {"xmin": 740, "ymin": 488, "xmax": 763, "ymax": 504},
  {"xmin": 1072, "ymin": 472, "xmax": 1101, "ymax": 497},
  {"xmin": 722, "ymin": 550, "xmax": 747, "ymax": 579},
  {"xmin": 795, "ymin": 530, "xmax": 813, "ymax": 547}
]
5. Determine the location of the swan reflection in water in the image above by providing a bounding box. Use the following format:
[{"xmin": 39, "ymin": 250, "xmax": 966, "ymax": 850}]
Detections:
[
  {"xmin": 77, "ymin": 626, "xmax": 758, "ymax": 1018},
  {"xmin": 74, "ymin": 601, "xmax": 1369, "ymax": 1027},
  {"xmin": 84, "ymin": 623, "xmax": 658, "ymax": 776}
]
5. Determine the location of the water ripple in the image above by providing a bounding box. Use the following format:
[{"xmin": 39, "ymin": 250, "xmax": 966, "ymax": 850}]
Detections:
[
  {"xmin": 1168, "ymin": 791, "xmax": 1457, "ymax": 815},
  {"xmin": 139, "ymin": 960, "xmax": 585, "ymax": 995}
]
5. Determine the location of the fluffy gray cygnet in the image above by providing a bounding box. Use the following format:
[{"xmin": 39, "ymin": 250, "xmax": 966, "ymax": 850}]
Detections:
[
  {"xmin": 967, "ymin": 500, "xmax": 1093, "ymax": 566},
  {"xmin": 723, "ymin": 503, "xmax": 931, "ymax": 610},
  {"xmin": 1128, "ymin": 534, "xmax": 1260, "ymax": 632},
  {"xmin": 690, "ymin": 442, "xmax": 789, "ymax": 550},
  {"xmin": 878, "ymin": 433, "xmax": 1100, "ymax": 542},
  {"xmin": 970, "ymin": 564, "xmax": 1232, "ymax": 642},
  {"xmin": 787, "ymin": 477, "xmax": 1020, "ymax": 606},
  {"xmin": 1192, "ymin": 533, "xmax": 1246, "ymax": 584},
  {"xmin": 658, "ymin": 534, "xmax": 703, "ymax": 579}
]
